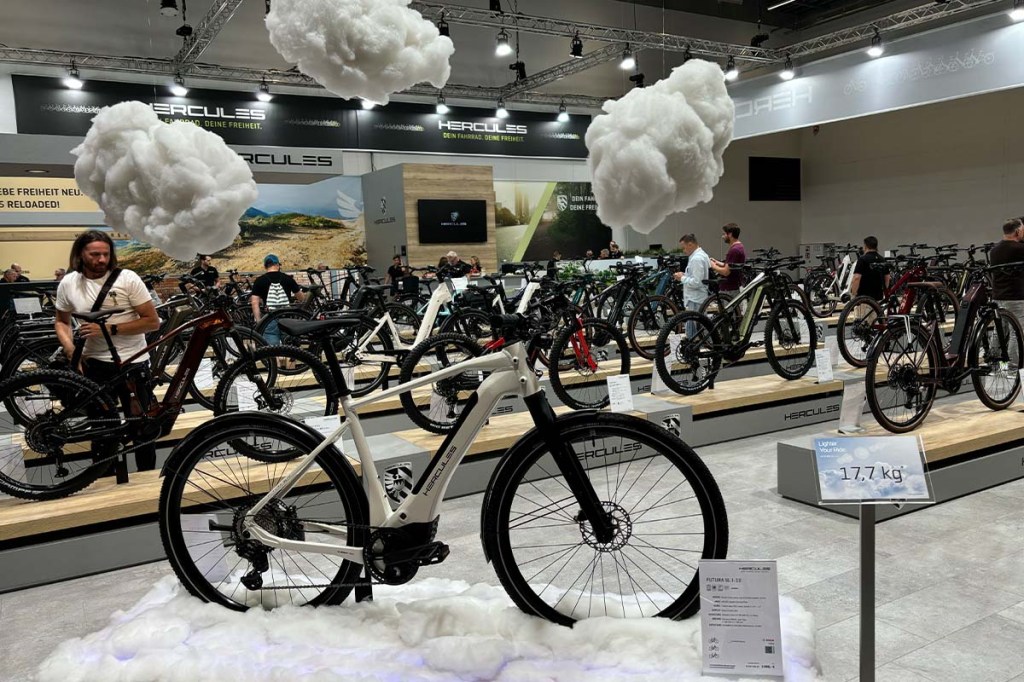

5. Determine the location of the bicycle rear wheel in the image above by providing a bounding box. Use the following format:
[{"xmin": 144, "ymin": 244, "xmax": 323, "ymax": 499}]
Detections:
[
  {"xmin": 627, "ymin": 295, "xmax": 678, "ymax": 360},
  {"xmin": 970, "ymin": 309, "xmax": 1023, "ymax": 410},
  {"xmin": 483, "ymin": 412, "xmax": 728, "ymax": 625},
  {"xmin": 0, "ymin": 369, "xmax": 116, "ymax": 500},
  {"xmin": 805, "ymin": 272, "xmax": 837, "ymax": 318},
  {"xmin": 765, "ymin": 300, "xmax": 817, "ymax": 380},
  {"xmin": 398, "ymin": 333, "xmax": 483, "ymax": 434},
  {"xmin": 837, "ymin": 296, "xmax": 884, "ymax": 368},
  {"xmin": 213, "ymin": 345, "xmax": 333, "ymax": 419},
  {"xmin": 159, "ymin": 414, "xmax": 367, "ymax": 610},
  {"xmin": 654, "ymin": 311, "xmax": 721, "ymax": 395},
  {"xmin": 865, "ymin": 324, "xmax": 939, "ymax": 433},
  {"xmin": 549, "ymin": 319, "xmax": 629, "ymax": 410}
]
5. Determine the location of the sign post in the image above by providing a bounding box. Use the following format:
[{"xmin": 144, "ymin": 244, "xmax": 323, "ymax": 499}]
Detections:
[{"xmin": 813, "ymin": 436, "xmax": 934, "ymax": 682}]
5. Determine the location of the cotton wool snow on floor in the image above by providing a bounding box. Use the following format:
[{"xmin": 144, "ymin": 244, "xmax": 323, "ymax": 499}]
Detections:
[{"xmin": 38, "ymin": 577, "xmax": 821, "ymax": 682}]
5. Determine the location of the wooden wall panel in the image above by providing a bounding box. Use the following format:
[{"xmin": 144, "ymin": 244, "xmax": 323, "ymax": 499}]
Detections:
[{"xmin": 401, "ymin": 164, "xmax": 498, "ymax": 273}]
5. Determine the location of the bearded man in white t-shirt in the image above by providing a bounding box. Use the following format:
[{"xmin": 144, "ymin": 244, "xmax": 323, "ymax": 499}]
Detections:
[{"xmin": 54, "ymin": 230, "xmax": 161, "ymax": 471}]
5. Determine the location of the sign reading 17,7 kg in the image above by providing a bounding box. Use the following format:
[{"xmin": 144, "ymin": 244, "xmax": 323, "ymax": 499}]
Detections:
[{"xmin": 813, "ymin": 436, "xmax": 933, "ymax": 505}]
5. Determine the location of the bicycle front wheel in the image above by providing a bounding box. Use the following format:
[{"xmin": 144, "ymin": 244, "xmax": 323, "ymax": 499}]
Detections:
[
  {"xmin": 654, "ymin": 311, "xmax": 722, "ymax": 395},
  {"xmin": 970, "ymin": 309, "xmax": 1023, "ymax": 410},
  {"xmin": 549, "ymin": 318, "xmax": 630, "ymax": 410},
  {"xmin": 765, "ymin": 300, "xmax": 817, "ymax": 380},
  {"xmin": 159, "ymin": 414, "xmax": 367, "ymax": 611},
  {"xmin": 837, "ymin": 296, "xmax": 884, "ymax": 368},
  {"xmin": 398, "ymin": 333, "xmax": 483, "ymax": 434},
  {"xmin": 483, "ymin": 411, "xmax": 728, "ymax": 625},
  {"xmin": 627, "ymin": 295, "xmax": 678, "ymax": 360}
]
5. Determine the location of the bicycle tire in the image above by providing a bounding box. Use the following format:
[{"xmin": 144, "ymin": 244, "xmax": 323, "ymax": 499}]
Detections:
[
  {"xmin": 765, "ymin": 300, "xmax": 817, "ymax": 380},
  {"xmin": 837, "ymin": 296, "xmax": 884, "ymax": 368},
  {"xmin": 213, "ymin": 344, "xmax": 334, "ymax": 417},
  {"xmin": 653, "ymin": 311, "xmax": 722, "ymax": 395},
  {"xmin": 698, "ymin": 291, "xmax": 734, "ymax": 321},
  {"xmin": 385, "ymin": 302, "xmax": 421, "ymax": 346},
  {"xmin": 482, "ymin": 411, "xmax": 728, "ymax": 625},
  {"xmin": 627, "ymin": 295, "xmax": 678, "ymax": 360},
  {"xmin": 398, "ymin": 333, "xmax": 483, "ymax": 434},
  {"xmin": 187, "ymin": 326, "xmax": 267, "ymax": 411},
  {"xmin": 159, "ymin": 412, "xmax": 367, "ymax": 611},
  {"xmin": 337, "ymin": 320, "xmax": 394, "ymax": 398},
  {"xmin": 970, "ymin": 309, "xmax": 1023, "ymax": 410},
  {"xmin": 440, "ymin": 308, "xmax": 493, "ymax": 344},
  {"xmin": 549, "ymin": 318, "xmax": 629, "ymax": 410},
  {"xmin": 0, "ymin": 336, "xmax": 61, "ymax": 381},
  {"xmin": 0, "ymin": 369, "xmax": 116, "ymax": 500},
  {"xmin": 805, "ymin": 272, "xmax": 837, "ymax": 318},
  {"xmin": 865, "ymin": 323, "xmax": 939, "ymax": 433}
]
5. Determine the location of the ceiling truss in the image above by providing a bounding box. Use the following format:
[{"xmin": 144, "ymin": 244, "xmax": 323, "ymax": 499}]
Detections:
[{"xmin": 173, "ymin": 0, "xmax": 247, "ymax": 66}]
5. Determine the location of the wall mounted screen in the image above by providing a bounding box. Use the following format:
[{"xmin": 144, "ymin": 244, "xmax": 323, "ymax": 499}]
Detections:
[
  {"xmin": 417, "ymin": 199, "xmax": 488, "ymax": 243},
  {"xmin": 749, "ymin": 157, "xmax": 801, "ymax": 201}
]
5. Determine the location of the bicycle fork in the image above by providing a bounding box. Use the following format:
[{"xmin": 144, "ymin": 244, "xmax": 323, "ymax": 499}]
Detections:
[{"xmin": 522, "ymin": 392, "xmax": 615, "ymax": 543}]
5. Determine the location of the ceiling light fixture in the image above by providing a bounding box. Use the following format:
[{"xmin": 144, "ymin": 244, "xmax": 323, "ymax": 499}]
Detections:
[
  {"xmin": 629, "ymin": 72, "xmax": 645, "ymax": 88},
  {"xmin": 160, "ymin": 0, "xmax": 180, "ymax": 17},
  {"xmin": 766, "ymin": 0, "xmax": 798, "ymax": 9},
  {"xmin": 170, "ymin": 74, "xmax": 188, "ymax": 97},
  {"xmin": 619, "ymin": 44, "xmax": 636, "ymax": 70},
  {"xmin": 570, "ymin": 32, "xmax": 583, "ymax": 59},
  {"xmin": 496, "ymin": 99, "xmax": 509, "ymax": 119},
  {"xmin": 510, "ymin": 60, "xmax": 527, "ymax": 82},
  {"xmin": 724, "ymin": 56, "xmax": 739, "ymax": 81},
  {"xmin": 436, "ymin": 92, "xmax": 449, "ymax": 115},
  {"xmin": 557, "ymin": 101, "xmax": 569, "ymax": 123},
  {"xmin": 780, "ymin": 55, "xmax": 795, "ymax": 81},
  {"xmin": 490, "ymin": 0, "xmax": 502, "ymax": 12},
  {"xmin": 63, "ymin": 62, "xmax": 83, "ymax": 90},
  {"xmin": 495, "ymin": 29, "xmax": 513, "ymax": 57},
  {"xmin": 437, "ymin": 12, "xmax": 450, "ymax": 37},
  {"xmin": 256, "ymin": 78, "xmax": 273, "ymax": 102},
  {"xmin": 361, "ymin": 99, "xmax": 376, "ymax": 110},
  {"xmin": 1011, "ymin": 0, "xmax": 1024, "ymax": 21},
  {"xmin": 26, "ymin": 169, "xmax": 50, "ymax": 174},
  {"xmin": 867, "ymin": 29, "xmax": 885, "ymax": 57}
]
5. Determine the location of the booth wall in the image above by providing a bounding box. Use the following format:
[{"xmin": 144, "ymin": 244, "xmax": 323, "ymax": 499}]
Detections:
[{"xmin": 800, "ymin": 86, "xmax": 1024, "ymax": 249}]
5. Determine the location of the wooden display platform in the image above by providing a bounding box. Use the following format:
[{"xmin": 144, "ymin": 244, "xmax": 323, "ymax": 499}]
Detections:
[{"xmin": 777, "ymin": 398, "xmax": 1024, "ymax": 520}]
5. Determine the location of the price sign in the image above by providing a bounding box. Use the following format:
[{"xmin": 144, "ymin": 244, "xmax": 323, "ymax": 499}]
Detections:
[
  {"xmin": 814, "ymin": 349, "xmax": 834, "ymax": 383},
  {"xmin": 194, "ymin": 359, "xmax": 216, "ymax": 390},
  {"xmin": 13, "ymin": 297, "xmax": 42, "ymax": 315},
  {"xmin": 303, "ymin": 414, "xmax": 342, "ymax": 439},
  {"xmin": 838, "ymin": 381, "xmax": 867, "ymax": 433},
  {"xmin": 234, "ymin": 379, "xmax": 259, "ymax": 411},
  {"xmin": 606, "ymin": 374, "xmax": 634, "ymax": 412},
  {"xmin": 450, "ymin": 277, "xmax": 469, "ymax": 292},
  {"xmin": 1018, "ymin": 370, "xmax": 1024, "ymax": 403},
  {"xmin": 651, "ymin": 333, "xmax": 682, "ymax": 395},
  {"xmin": 825, "ymin": 336, "xmax": 840, "ymax": 365},
  {"xmin": 813, "ymin": 436, "xmax": 933, "ymax": 505},
  {"xmin": 342, "ymin": 365, "xmax": 356, "ymax": 393},
  {"xmin": 616, "ymin": 275, "xmax": 625, "ymax": 282},
  {"xmin": 700, "ymin": 560, "xmax": 783, "ymax": 677}
]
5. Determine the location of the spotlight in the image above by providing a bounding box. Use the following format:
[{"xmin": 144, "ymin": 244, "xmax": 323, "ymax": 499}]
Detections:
[
  {"xmin": 175, "ymin": 22, "xmax": 193, "ymax": 38},
  {"xmin": 26, "ymin": 169, "xmax": 50, "ymax": 174},
  {"xmin": 490, "ymin": 0, "xmax": 502, "ymax": 11},
  {"xmin": 867, "ymin": 29, "xmax": 884, "ymax": 57},
  {"xmin": 570, "ymin": 33, "xmax": 583, "ymax": 59},
  {"xmin": 682, "ymin": 46, "xmax": 693, "ymax": 63},
  {"xmin": 557, "ymin": 101, "xmax": 569, "ymax": 123},
  {"xmin": 629, "ymin": 72, "xmax": 645, "ymax": 88},
  {"xmin": 780, "ymin": 56, "xmax": 795, "ymax": 81},
  {"xmin": 750, "ymin": 33, "xmax": 770, "ymax": 48},
  {"xmin": 496, "ymin": 99, "xmax": 509, "ymax": 119},
  {"xmin": 160, "ymin": 0, "xmax": 179, "ymax": 17},
  {"xmin": 436, "ymin": 92, "xmax": 449, "ymax": 115},
  {"xmin": 495, "ymin": 29, "xmax": 513, "ymax": 57},
  {"xmin": 1011, "ymin": 0, "xmax": 1024, "ymax": 21},
  {"xmin": 510, "ymin": 60, "xmax": 527, "ymax": 81},
  {"xmin": 724, "ymin": 56, "xmax": 739, "ymax": 81},
  {"xmin": 256, "ymin": 79, "xmax": 273, "ymax": 102},
  {"xmin": 170, "ymin": 74, "xmax": 188, "ymax": 97},
  {"xmin": 63, "ymin": 63, "xmax": 83, "ymax": 90},
  {"xmin": 619, "ymin": 45, "xmax": 636, "ymax": 70},
  {"xmin": 361, "ymin": 99, "xmax": 376, "ymax": 109},
  {"xmin": 437, "ymin": 16, "xmax": 450, "ymax": 37}
]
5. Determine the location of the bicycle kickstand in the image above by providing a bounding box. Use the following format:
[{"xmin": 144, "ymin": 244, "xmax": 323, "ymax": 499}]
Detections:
[
  {"xmin": 114, "ymin": 451, "xmax": 130, "ymax": 485},
  {"xmin": 355, "ymin": 565, "xmax": 374, "ymax": 603}
]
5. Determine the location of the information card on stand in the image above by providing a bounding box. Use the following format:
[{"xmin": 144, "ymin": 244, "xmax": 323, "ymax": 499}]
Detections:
[
  {"xmin": 606, "ymin": 374, "xmax": 634, "ymax": 412},
  {"xmin": 700, "ymin": 560, "xmax": 783, "ymax": 678},
  {"xmin": 813, "ymin": 436, "xmax": 933, "ymax": 505}
]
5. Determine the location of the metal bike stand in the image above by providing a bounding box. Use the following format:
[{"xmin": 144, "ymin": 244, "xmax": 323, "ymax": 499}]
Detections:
[{"xmin": 859, "ymin": 504, "xmax": 876, "ymax": 682}]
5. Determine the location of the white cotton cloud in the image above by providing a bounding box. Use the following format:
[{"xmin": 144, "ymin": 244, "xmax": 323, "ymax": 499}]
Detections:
[
  {"xmin": 585, "ymin": 59, "xmax": 735, "ymax": 234},
  {"xmin": 72, "ymin": 101, "xmax": 257, "ymax": 261},
  {"xmin": 38, "ymin": 576, "xmax": 823, "ymax": 682},
  {"xmin": 265, "ymin": 0, "xmax": 454, "ymax": 105}
]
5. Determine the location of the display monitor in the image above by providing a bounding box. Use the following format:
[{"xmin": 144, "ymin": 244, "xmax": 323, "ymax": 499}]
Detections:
[
  {"xmin": 417, "ymin": 199, "xmax": 488, "ymax": 244},
  {"xmin": 749, "ymin": 157, "xmax": 801, "ymax": 201}
]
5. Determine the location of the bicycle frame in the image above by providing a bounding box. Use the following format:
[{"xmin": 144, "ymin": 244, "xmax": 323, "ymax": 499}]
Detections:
[
  {"xmin": 243, "ymin": 343, "xmax": 548, "ymax": 563},
  {"xmin": 359, "ymin": 282, "xmax": 454, "ymax": 360}
]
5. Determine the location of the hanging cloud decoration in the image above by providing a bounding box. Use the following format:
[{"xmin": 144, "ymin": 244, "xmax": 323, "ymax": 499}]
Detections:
[
  {"xmin": 585, "ymin": 59, "xmax": 735, "ymax": 234},
  {"xmin": 72, "ymin": 101, "xmax": 258, "ymax": 261},
  {"xmin": 266, "ymin": 0, "xmax": 454, "ymax": 105}
]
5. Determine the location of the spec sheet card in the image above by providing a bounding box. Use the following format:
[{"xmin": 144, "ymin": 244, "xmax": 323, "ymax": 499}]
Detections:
[
  {"xmin": 700, "ymin": 560, "xmax": 783, "ymax": 678},
  {"xmin": 813, "ymin": 436, "xmax": 933, "ymax": 505},
  {"xmin": 606, "ymin": 374, "xmax": 633, "ymax": 412}
]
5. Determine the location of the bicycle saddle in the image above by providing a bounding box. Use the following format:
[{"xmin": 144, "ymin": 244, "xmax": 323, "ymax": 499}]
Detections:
[
  {"xmin": 278, "ymin": 316, "xmax": 365, "ymax": 338},
  {"xmin": 71, "ymin": 308, "xmax": 127, "ymax": 323}
]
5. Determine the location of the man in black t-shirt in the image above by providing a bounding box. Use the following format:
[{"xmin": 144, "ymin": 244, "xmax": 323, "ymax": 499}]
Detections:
[
  {"xmin": 386, "ymin": 255, "xmax": 410, "ymax": 296},
  {"xmin": 189, "ymin": 254, "xmax": 220, "ymax": 289},
  {"xmin": 990, "ymin": 218, "xmax": 1024, "ymax": 328},
  {"xmin": 851, "ymin": 236, "xmax": 888, "ymax": 301},
  {"xmin": 251, "ymin": 254, "xmax": 303, "ymax": 345}
]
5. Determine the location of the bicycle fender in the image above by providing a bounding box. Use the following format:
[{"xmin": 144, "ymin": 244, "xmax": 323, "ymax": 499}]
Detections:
[
  {"xmin": 159, "ymin": 411, "xmax": 356, "ymax": 482},
  {"xmin": 479, "ymin": 408, "xmax": 603, "ymax": 563}
]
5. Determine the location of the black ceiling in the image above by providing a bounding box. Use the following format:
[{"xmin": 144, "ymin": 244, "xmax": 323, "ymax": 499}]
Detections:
[{"xmin": 622, "ymin": 0, "xmax": 908, "ymax": 33}]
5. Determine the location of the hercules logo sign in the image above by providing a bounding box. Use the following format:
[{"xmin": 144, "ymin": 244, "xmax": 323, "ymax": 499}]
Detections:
[
  {"xmin": 438, "ymin": 120, "xmax": 528, "ymax": 135},
  {"xmin": 151, "ymin": 103, "xmax": 267, "ymax": 120}
]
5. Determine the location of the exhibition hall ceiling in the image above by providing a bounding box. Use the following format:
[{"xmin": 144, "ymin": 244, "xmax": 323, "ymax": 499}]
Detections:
[{"xmin": 0, "ymin": 0, "xmax": 1013, "ymax": 105}]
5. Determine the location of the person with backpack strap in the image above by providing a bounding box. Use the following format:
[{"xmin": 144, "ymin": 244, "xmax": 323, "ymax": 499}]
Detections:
[
  {"xmin": 250, "ymin": 254, "xmax": 304, "ymax": 345},
  {"xmin": 53, "ymin": 230, "xmax": 161, "ymax": 471}
]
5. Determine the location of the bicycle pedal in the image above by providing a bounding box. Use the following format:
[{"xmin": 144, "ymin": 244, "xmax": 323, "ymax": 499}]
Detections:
[{"xmin": 414, "ymin": 541, "xmax": 450, "ymax": 566}]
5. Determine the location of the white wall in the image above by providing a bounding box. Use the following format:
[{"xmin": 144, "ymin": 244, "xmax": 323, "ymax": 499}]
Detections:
[
  {"xmin": 800, "ymin": 87, "xmax": 1024, "ymax": 250},
  {"xmin": 620, "ymin": 130, "xmax": 804, "ymax": 260}
]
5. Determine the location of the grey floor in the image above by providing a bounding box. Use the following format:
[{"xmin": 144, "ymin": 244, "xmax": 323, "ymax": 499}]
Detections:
[{"xmin": 2, "ymin": 421, "xmax": 1024, "ymax": 682}]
